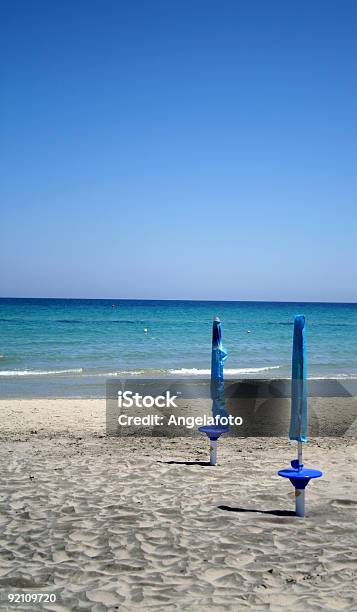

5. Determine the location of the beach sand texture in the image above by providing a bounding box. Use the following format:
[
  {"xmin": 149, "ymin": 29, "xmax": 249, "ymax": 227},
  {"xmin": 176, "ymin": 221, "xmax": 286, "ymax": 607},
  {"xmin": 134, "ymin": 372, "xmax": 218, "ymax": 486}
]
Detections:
[{"xmin": 0, "ymin": 399, "xmax": 356, "ymax": 611}]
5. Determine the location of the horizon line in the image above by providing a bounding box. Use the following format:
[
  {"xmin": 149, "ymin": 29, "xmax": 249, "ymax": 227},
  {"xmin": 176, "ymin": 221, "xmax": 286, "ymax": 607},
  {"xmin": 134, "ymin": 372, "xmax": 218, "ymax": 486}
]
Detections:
[{"xmin": 1, "ymin": 296, "xmax": 357, "ymax": 305}]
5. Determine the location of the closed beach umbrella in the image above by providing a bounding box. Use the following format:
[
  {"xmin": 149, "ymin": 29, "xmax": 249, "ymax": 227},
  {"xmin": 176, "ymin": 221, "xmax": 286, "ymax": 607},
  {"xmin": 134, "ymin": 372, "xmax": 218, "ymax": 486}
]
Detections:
[
  {"xmin": 199, "ymin": 317, "xmax": 229, "ymax": 465},
  {"xmin": 211, "ymin": 316, "xmax": 229, "ymax": 423},
  {"xmin": 290, "ymin": 314, "xmax": 308, "ymax": 444},
  {"xmin": 278, "ymin": 315, "xmax": 323, "ymax": 517}
]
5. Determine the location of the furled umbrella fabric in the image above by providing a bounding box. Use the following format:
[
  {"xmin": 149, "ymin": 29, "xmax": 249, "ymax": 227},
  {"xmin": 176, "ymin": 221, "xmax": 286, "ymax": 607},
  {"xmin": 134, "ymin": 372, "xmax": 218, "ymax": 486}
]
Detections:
[
  {"xmin": 289, "ymin": 314, "xmax": 308, "ymax": 443},
  {"xmin": 210, "ymin": 316, "xmax": 229, "ymax": 426},
  {"xmin": 198, "ymin": 317, "xmax": 229, "ymax": 465}
]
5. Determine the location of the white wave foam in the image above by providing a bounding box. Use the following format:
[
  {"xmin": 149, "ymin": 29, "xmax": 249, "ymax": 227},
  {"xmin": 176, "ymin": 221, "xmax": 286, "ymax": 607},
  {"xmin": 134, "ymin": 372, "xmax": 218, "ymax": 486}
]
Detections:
[
  {"xmin": 169, "ymin": 366, "xmax": 281, "ymax": 376},
  {"xmin": 0, "ymin": 368, "xmax": 83, "ymax": 377},
  {"xmin": 96, "ymin": 370, "xmax": 146, "ymax": 377}
]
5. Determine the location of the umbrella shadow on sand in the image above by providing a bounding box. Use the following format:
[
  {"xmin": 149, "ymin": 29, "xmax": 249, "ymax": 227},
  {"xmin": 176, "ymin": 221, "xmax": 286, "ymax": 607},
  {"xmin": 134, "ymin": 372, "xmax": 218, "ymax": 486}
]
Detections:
[
  {"xmin": 218, "ymin": 505, "xmax": 295, "ymax": 517},
  {"xmin": 157, "ymin": 460, "xmax": 212, "ymax": 466}
]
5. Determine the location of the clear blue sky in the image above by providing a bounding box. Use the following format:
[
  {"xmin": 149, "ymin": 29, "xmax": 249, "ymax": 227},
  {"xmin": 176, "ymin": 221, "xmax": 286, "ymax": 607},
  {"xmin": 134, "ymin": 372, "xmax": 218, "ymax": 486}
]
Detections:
[{"xmin": 1, "ymin": 0, "xmax": 356, "ymax": 301}]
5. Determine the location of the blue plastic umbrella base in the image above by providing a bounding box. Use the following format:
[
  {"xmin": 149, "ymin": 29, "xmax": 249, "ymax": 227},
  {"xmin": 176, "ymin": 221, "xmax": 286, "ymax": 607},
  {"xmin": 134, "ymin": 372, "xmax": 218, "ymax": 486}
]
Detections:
[
  {"xmin": 198, "ymin": 425, "xmax": 229, "ymax": 441},
  {"xmin": 278, "ymin": 465, "xmax": 323, "ymax": 490}
]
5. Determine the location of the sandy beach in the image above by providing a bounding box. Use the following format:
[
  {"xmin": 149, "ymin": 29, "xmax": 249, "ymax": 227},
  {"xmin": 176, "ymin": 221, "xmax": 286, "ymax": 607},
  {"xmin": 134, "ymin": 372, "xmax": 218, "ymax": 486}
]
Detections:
[{"xmin": 0, "ymin": 399, "xmax": 356, "ymax": 611}]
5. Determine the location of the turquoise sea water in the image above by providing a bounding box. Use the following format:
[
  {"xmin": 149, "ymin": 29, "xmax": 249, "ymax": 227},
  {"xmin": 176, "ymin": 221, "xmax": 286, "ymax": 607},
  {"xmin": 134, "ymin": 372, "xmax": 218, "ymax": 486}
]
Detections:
[{"xmin": 0, "ymin": 298, "xmax": 357, "ymax": 397}]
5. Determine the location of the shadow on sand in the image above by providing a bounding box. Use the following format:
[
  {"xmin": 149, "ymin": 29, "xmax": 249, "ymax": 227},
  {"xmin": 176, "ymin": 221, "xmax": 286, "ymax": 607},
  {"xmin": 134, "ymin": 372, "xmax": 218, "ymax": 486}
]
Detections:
[
  {"xmin": 157, "ymin": 460, "xmax": 212, "ymax": 466},
  {"xmin": 218, "ymin": 505, "xmax": 295, "ymax": 517}
]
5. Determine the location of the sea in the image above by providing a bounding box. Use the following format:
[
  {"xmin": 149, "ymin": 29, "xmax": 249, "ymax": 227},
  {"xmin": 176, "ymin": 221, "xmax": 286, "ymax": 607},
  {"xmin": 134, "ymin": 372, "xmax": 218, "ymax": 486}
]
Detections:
[{"xmin": 0, "ymin": 298, "xmax": 357, "ymax": 397}]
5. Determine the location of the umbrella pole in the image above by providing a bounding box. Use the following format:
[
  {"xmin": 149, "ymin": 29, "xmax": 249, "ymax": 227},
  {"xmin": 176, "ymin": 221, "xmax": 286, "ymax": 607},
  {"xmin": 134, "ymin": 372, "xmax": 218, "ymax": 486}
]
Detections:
[
  {"xmin": 295, "ymin": 487, "xmax": 305, "ymax": 517},
  {"xmin": 210, "ymin": 439, "xmax": 218, "ymax": 466},
  {"xmin": 295, "ymin": 441, "xmax": 305, "ymax": 517},
  {"xmin": 298, "ymin": 441, "xmax": 303, "ymax": 468}
]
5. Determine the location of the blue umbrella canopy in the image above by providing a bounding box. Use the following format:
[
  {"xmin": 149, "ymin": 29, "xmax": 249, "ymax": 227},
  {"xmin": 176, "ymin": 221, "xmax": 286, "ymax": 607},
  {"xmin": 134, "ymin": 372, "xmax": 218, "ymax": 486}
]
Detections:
[
  {"xmin": 211, "ymin": 317, "xmax": 229, "ymax": 426},
  {"xmin": 289, "ymin": 314, "xmax": 308, "ymax": 443}
]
